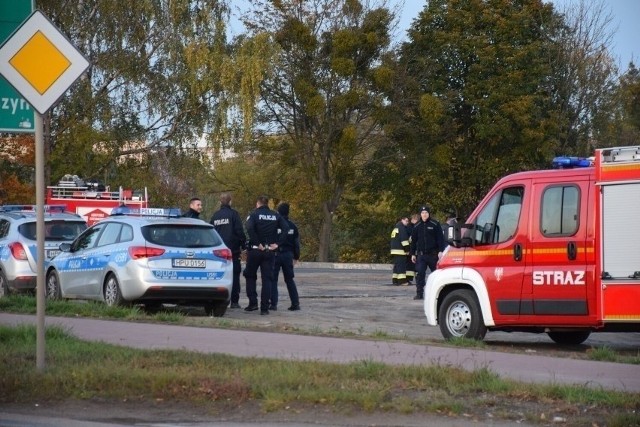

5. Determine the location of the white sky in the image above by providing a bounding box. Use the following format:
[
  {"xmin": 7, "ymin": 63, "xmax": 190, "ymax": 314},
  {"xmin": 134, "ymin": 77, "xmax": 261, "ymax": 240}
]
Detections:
[{"xmin": 395, "ymin": 0, "xmax": 639, "ymax": 72}]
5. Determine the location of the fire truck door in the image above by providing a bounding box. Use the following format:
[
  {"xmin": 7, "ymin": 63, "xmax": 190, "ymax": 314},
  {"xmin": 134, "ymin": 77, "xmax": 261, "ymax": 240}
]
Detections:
[
  {"xmin": 463, "ymin": 181, "xmax": 529, "ymax": 323},
  {"xmin": 527, "ymin": 180, "xmax": 590, "ymax": 320}
]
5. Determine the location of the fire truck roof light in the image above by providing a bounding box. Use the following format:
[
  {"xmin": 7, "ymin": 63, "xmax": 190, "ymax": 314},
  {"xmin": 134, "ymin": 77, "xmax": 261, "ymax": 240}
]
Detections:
[
  {"xmin": 111, "ymin": 206, "xmax": 182, "ymax": 218},
  {"xmin": 552, "ymin": 156, "xmax": 593, "ymax": 169},
  {"xmin": 0, "ymin": 204, "xmax": 67, "ymax": 213}
]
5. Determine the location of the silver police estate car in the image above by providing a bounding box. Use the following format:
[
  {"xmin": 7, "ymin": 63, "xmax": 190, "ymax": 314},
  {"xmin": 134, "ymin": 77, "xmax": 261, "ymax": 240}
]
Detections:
[
  {"xmin": 0, "ymin": 205, "xmax": 87, "ymax": 297},
  {"xmin": 45, "ymin": 207, "xmax": 233, "ymax": 317}
]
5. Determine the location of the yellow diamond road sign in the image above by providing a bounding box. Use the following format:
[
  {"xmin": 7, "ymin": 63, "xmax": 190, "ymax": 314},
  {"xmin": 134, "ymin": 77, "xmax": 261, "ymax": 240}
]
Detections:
[{"xmin": 0, "ymin": 11, "xmax": 89, "ymax": 114}]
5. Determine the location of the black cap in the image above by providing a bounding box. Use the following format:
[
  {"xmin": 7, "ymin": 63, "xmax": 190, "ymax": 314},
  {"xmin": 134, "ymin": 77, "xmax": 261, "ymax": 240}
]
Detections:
[
  {"xmin": 277, "ymin": 203, "xmax": 290, "ymax": 217},
  {"xmin": 419, "ymin": 206, "xmax": 430, "ymax": 214}
]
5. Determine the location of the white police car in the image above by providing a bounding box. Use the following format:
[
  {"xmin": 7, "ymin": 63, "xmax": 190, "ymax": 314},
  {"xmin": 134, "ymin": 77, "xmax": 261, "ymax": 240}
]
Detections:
[
  {"xmin": 0, "ymin": 205, "xmax": 87, "ymax": 297},
  {"xmin": 45, "ymin": 207, "xmax": 233, "ymax": 317}
]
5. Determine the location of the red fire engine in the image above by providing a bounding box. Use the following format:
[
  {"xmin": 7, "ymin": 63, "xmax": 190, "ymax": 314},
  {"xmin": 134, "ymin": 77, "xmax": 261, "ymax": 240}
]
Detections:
[
  {"xmin": 426, "ymin": 145, "xmax": 640, "ymax": 345},
  {"xmin": 45, "ymin": 182, "xmax": 148, "ymax": 225}
]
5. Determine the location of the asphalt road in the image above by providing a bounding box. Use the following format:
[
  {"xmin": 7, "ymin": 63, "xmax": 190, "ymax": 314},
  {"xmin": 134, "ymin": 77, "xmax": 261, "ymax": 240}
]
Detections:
[{"xmin": 1, "ymin": 263, "xmax": 639, "ymax": 393}]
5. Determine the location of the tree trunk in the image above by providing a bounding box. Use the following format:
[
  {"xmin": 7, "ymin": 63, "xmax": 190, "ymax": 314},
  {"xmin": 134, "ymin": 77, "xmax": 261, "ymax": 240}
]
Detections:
[{"xmin": 317, "ymin": 202, "xmax": 333, "ymax": 262}]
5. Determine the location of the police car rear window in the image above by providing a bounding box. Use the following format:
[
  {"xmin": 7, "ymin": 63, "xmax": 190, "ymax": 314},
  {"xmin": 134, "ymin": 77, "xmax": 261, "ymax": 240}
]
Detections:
[
  {"xmin": 19, "ymin": 221, "xmax": 87, "ymax": 241},
  {"xmin": 142, "ymin": 224, "xmax": 222, "ymax": 248}
]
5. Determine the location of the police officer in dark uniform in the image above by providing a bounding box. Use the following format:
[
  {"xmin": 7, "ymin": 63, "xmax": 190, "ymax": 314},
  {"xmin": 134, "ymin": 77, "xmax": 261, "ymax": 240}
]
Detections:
[
  {"xmin": 210, "ymin": 192, "xmax": 246, "ymax": 309},
  {"xmin": 183, "ymin": 197, "xmax": 202, "ymax": 219},
  {"xmin": 244, "ymin": 195, "xmax": 289, "ymax": 315},
  {"xmin": 270, "ymin": 203, "xmax": 301, "ymax": 311},
  {"xmin": 410, "ymin": 206, "xmax": 446, "ymax": 300}
]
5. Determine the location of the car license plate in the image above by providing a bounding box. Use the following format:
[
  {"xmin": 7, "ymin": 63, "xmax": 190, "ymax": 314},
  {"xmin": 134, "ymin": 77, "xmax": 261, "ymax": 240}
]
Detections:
[
  {"xmin": 46, "ymin": 249, "xmax": 60, "ymax": 259},
  {"xmin": 172, "ymin": 258, "xmax": 205, "ymax": 268}
]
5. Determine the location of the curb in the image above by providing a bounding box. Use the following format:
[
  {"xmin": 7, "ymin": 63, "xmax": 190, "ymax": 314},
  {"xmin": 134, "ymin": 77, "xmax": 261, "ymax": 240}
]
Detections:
[{"xmin": 296, "ymin": 262, "xmax": 392, "ymax": 270}]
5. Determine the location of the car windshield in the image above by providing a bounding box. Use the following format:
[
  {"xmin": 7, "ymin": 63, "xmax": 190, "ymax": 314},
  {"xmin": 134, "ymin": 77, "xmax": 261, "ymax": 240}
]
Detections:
[
  {"xmin": 142, "ymin": 224, "xmax": 223, "ymax": 248},
  {"xmin": 19, "ymin": 221, "xmax": 87, "ymax": 241}
]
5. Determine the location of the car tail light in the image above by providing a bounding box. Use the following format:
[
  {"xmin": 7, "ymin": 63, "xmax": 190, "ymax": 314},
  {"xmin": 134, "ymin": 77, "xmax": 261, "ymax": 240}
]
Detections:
[
  {"xmin": 128, "ymin": 246, "xmax": 165, "ymax": 259},
  {"xmin": 9, "ymin": 242, "xmax": 28, "ymax": 260},
  {"xmin": 214, "ymin": 248, "xmax": 232, "ymax": 261}
]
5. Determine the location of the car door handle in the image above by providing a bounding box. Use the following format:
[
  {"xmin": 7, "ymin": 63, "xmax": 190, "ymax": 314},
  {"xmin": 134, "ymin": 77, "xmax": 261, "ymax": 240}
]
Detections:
[
  {"xmin": 567, "ymin": 241, "xmax": 577, "ymax": 261},
  {"xmin": 513, "ymin": 243, "xmax": 522, "ymax": 262}
]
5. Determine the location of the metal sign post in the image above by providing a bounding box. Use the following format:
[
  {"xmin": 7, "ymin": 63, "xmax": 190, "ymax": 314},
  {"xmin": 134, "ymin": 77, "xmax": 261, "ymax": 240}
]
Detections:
[{"xmin": 0, "ymin": 10, "xmax": 89, "ymax": 371}]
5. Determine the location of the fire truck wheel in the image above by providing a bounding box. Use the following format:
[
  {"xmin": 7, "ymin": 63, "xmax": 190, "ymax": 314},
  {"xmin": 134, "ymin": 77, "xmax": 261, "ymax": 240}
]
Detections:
[
  {"xmin": 45, "ymin": 270, "xmax": 62, "ymax": 300},
  {"xmin": 204, "ymin": 301, "xmax": 227, "ymax": 318},
  {"xmin": 547, "ymin": 330, "xmax": 591, "ymax": 345},
  {"xmin": 0, "ymin": 270, "xmax": 9, "ymax": 298},
  {"xmin": 103, "ymin": 274, "xmax": 128, "ymax": 307},
  {"xmin": 439, "ymin": 289, "xmax": 487, "ymax": 340}
]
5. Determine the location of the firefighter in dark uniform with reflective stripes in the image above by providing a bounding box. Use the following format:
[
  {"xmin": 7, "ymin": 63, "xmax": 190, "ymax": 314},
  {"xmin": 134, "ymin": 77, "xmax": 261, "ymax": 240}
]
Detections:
[
  {"xmin": 410, "ymin": 206, "xmax": 446, "ymax": 300},
  {"xmin": 390, "ymin": 215, "xmax": 410, "ymax": 285},
  {"xmin": 243, "ymin": 195, "xmax": 289, "ymax": 315},
  {"xmin": 405, "ymin": 213, "xmax": 419, "ymax": 284}
]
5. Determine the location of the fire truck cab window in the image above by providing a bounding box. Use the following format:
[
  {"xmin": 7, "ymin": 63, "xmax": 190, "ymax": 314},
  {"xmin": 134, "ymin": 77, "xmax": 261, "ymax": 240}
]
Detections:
[
  {"xmin": 470, "ymin": 186, "xmax": 523, "ymax": 245},
  {"xmin": 541, "ymin": 185, "xmax": 579, "ymax": 236}
]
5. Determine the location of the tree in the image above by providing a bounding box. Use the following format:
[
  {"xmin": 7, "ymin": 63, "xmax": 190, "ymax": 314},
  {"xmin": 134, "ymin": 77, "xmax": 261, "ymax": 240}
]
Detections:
[
  {"xmin": 240, "ymin": 0, "xmax": 395, "ymax": 261},
  {"xmin": 0, "ymin": 135, "xmax": 35, "ymax": 204},
  {"xmin": 549, "ymin": 0, "xmax": 618, "ymax": 154},
  {"xmin": 37, "ymin": 0, "xmax": 240, "ymax": 195},
  {"xmin": 379, "ymin": 0, "xmax": 564, "ymax": 218}
]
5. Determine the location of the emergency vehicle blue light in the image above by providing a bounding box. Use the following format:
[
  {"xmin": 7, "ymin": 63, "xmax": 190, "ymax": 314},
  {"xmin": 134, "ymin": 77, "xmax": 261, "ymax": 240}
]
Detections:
[
  {"xmin": 110, "ymin": 206, "xmax": 182, "ymax": 217},
  {"xmin": 552, "ymin": 156, "xmax": 592, "ymax": 169}
]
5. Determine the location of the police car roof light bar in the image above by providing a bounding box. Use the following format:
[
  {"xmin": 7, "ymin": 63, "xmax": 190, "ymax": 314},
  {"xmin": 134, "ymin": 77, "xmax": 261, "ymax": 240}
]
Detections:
[
  {"xmin": 111, "ymin": 206, "xmax": 182, "ymax": 218},
  {"xmin": 551, "ymin": 156, "xmax": 593, "ymax": 169}
]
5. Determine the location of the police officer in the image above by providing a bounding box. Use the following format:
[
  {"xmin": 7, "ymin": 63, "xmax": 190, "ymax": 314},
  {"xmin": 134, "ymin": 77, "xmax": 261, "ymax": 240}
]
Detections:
[
  {"xmin": 244, "ymin": 195, "xmax": 289, "ymax": 315},
  {"xmin": 210, "ymin": 192, "xmax": 246, "ymax": 309},
  {"xmin": 270, "ymin": 203, "xmax": 301, "ymax": 311},
  {"xmin": 183, "ymin": 197, "xmax": 202, "ymax": 219},
  {"xmin": 410, "ymin": 206, "xmax": 446, "ymax": 300},
  {"xmin": 390, "ymin": 215, "xmax": 410, "ymax": 285}
]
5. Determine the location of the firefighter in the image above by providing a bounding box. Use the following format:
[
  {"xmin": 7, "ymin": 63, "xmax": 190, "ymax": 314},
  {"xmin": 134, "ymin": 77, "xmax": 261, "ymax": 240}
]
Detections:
[
  {"xmin": 390, "ymin": 215, "xmax": 410, "ymax": 285},
  {"xmin": 243, "ymin": 195, "xmax": 289, "ymax": 315},
  {"xmin": 410, "ymin": 206, "xmax": 446, "ymax": 300}
]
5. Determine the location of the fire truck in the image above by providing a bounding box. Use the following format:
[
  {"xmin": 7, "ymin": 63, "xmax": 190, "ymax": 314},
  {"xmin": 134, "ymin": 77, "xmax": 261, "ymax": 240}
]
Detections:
[
  {"xmin": 425, "ymin": 145, "xmax": 640, "ymax": 345},
  {"xmin": 45, "ymin": 181, "xmax": 148, "ymax": 225}
]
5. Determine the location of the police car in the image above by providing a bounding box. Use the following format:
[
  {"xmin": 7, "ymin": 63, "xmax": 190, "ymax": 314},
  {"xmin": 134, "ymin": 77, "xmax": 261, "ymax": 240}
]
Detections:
[
  {"xmin": 45, "ymin": 207, "xmax": 233, "ymax": 317},
  {"xmin": 0, "ymin": 205, "xmax": 87, "ymax": 297}
]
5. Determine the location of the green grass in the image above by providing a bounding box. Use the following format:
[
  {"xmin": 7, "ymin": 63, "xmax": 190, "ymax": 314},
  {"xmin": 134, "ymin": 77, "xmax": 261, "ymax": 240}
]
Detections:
[
  {"xmin": 1, "ymin": 324, "xmax": 638, "ymax": 426},
  {"xmin": 2, "ymin": 294, "xmax": 639, "ymax": 365}
]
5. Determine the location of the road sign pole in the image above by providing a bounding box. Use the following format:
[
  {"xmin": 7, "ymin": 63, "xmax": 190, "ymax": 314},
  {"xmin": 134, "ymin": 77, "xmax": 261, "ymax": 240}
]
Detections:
[{"xmin": 35, "ymin": 112, "xmax": 45, "ymax": 371}]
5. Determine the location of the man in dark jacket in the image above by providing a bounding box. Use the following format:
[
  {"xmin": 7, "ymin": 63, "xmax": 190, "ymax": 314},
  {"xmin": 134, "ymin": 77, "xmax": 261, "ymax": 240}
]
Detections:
[
  {"xmin": 210, "ymin": 193, "xmax": 246, "ymax": 309},
  {"xmin": 270, "ymin": 203, "xmax": 301, "ymax": 311},
  {"xmin": 244, "ymin": 195, "xmax": 289, "ymax": 315},
  {"xmin": 410, "ymin": 206, "xmax": 446, "ymax": 300},
  {"xmin": 183, "ymin": 197, "xmax": 202, "ymax": 219}
]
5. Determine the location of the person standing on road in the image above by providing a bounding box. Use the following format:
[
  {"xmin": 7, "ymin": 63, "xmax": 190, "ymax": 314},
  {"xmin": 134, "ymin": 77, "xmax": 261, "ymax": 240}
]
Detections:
[
  {"xmin": 405, "ymin": 213, "xmax": 419, "ymax": 285},
  {"xmin": 183, "ymin": 197, "xmax": 203, "ymax": 219},
  {"xmin": 410, "ymin": 206, "xmax": 445, "ymax": 300},
  {"xmin": 244, "ymin": 195, "xmax": 289, "ymax": 315},
  {"xmin": 390, "ymin": 215, "xmax": 410, "ymax": 286},
  {"xmin": 270, "ymin": 203, "xmax": 301, "ymax": 311},
  {"xmin": 210, "ymin": 192, "xmax": 247, "ymax": 309}
]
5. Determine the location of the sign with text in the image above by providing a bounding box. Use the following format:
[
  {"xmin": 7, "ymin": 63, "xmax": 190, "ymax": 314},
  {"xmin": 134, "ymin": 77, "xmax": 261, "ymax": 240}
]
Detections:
[{"xmin": 0, "ymin": 0, "xmax": 34, "ymax": 132}]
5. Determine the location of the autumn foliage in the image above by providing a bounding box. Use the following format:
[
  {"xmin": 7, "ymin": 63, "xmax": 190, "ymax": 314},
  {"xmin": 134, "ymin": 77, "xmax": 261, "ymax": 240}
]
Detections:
[{"xmin": 0, "ymin": 134, "xmax": 35, "ymax": 204}]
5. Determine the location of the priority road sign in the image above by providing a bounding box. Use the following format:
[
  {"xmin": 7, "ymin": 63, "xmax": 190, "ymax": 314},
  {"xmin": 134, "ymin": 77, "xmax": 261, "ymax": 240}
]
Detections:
[{"xmin": 0, "ymin": 10, "xmax": 89, "ymax": 115}]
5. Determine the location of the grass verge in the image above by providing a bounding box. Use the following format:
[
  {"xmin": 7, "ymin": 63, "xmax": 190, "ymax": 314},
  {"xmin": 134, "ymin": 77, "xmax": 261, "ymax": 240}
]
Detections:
[{"xmin": 1, "ymin": 324, "xmax": 639, "ymax": 426}]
